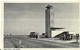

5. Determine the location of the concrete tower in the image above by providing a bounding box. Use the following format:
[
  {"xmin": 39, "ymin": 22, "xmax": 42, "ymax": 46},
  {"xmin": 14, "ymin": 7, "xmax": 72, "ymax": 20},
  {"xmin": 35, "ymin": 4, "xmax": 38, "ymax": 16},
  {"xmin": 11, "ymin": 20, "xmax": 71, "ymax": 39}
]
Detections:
[{"xmin": 45, "ymin": 5, "xmax": 52, "ymax": 38}]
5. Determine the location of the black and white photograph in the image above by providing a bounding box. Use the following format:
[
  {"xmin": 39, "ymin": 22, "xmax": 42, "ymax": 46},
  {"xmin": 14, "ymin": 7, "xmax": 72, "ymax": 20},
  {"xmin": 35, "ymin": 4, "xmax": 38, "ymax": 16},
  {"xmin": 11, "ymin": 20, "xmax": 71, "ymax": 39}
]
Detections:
[{"xmin": 4, "ymin": 3, "xmax": 80, "ymax": 48}]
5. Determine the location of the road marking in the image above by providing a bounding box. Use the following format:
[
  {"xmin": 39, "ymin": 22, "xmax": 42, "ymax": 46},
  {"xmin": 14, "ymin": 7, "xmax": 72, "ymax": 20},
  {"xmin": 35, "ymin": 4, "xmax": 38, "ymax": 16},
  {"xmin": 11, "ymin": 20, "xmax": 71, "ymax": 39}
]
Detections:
[{"xmin": 19, "ymin": 40, "xmax": 22, "ymax": 45}]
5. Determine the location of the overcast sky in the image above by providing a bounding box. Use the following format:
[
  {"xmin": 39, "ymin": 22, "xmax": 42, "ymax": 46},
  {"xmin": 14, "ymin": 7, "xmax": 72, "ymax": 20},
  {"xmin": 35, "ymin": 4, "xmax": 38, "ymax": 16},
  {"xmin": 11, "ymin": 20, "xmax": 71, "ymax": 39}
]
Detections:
[{"xmin": 4, "ymin": 3, "xmax": 79, "ymax": 35}]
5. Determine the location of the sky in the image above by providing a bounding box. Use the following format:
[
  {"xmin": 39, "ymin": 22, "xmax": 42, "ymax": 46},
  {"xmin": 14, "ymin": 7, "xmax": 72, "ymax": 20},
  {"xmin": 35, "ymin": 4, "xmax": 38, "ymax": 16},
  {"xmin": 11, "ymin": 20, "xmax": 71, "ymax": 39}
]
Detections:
[{"xmin": 4, "ymin": 3, "xmax": 79, "ymax": 35}]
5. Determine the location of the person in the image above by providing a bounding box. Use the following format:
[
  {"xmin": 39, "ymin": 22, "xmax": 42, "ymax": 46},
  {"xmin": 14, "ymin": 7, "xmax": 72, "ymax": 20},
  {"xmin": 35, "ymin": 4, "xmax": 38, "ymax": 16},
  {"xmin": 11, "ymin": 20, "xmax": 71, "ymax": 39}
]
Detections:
[
  {"xmin": 76, "ymin": 34, "xmax": 79, "ymax": 43},
  {"xmin": 35, "ymin": 35, "xmax": 38, "ymax": 39}
]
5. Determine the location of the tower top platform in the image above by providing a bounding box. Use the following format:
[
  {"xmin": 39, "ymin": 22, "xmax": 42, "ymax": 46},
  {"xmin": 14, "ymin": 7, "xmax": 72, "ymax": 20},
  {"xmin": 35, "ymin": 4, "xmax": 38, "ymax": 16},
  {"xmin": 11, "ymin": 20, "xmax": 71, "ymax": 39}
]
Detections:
[{"xmin": 46, "ymin": 5, "xmax": 53, "ymax": 9}]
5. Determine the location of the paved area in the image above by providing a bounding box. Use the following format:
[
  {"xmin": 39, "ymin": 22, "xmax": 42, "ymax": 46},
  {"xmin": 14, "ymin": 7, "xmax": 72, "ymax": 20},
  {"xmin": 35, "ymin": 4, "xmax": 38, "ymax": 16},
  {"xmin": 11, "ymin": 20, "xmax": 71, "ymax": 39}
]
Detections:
[
  {"xmin": 4, "ymin": 39, "xmax": 14, "ymax": 48},
  {"xmin": 4, "ymin": 38, "xmax": 79, "ymax": 48},
  {"xmin": 38, "ymin": 38, "xmax": 80, "ymax": 43}
]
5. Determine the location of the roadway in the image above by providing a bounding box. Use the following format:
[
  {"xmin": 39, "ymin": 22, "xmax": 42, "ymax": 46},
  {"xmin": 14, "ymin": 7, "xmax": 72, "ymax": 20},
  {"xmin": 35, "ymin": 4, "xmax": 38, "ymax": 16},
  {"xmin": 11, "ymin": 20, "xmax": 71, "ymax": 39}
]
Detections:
[{"xmin": 4, "ymin": 38, "xmax": 79, "ymax": 48}]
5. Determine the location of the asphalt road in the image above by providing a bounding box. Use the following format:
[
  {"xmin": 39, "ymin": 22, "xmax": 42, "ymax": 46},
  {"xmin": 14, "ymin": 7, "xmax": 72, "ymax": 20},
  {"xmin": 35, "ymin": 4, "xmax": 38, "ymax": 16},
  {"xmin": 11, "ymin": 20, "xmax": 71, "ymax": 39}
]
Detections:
[
  {"xmin": 17, "ymin": 38, "xmax": 79, "ymax": 48},
  {"xmin": 4, "ymin": 38, "xmax": 79, "ymax": 48}
]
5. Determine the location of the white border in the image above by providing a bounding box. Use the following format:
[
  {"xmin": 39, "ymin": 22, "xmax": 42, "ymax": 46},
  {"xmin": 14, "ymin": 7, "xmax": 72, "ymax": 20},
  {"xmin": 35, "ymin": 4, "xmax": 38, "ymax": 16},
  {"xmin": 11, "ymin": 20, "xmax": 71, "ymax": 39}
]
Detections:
[{"xmin": 0, "ymin": 0, "xmax": 80, "ymax": 50}]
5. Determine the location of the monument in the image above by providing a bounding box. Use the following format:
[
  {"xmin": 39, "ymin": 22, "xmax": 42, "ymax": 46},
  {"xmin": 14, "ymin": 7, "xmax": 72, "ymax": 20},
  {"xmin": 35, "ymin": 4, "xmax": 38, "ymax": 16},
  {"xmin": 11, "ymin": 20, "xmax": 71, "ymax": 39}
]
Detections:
[
  {"xmin": 45, "ymin": 5, "xmax": 52, "ymax": 38},
  {"xmin": 45, "ymin": 5, "xmax": 64, "ymax": 38}
]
